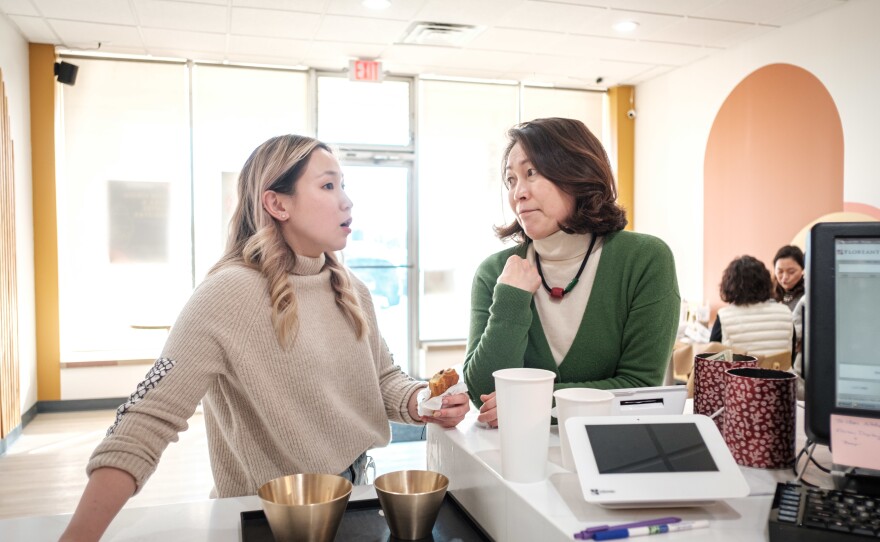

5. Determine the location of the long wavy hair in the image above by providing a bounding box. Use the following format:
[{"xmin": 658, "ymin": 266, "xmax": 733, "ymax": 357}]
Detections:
[
  {"xmin": 209, "ymin": 134, "xmax": 367, "ymax": 346},
  {"xmin": 495, "ymin": 117, "xmax": 628, "ymax": 243}
]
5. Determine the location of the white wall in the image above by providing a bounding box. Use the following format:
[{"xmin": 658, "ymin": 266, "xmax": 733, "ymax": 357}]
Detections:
[
  {"xmin": 634, "ymin": 0, "xmax": 880, "ymax": 304},
  {"xmin": 0, "ymin": 15, "xmax": 36, "ymax": 414},
  {"xmin": 61, "ymin": 362, "xmax": 153, "ymax": 400}
]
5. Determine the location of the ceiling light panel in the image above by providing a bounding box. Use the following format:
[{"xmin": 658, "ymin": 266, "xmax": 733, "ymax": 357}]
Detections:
[
  {"xmin": 327, "ymin": 0, "xmax": 425, "ymax": 18},
  {"xmin": 574, "ymin": 9, "xmax": 679, "ymax": 39},
  {"xmin": 415, "ymin": 0, "xmax": 515, "ymax": 27},
  {"xmin": 134, "ymin": 0, "xmax": 227, "ymax": 33},
  {"xmin": 231, "ymin": 7, "xmax": 322, "ymax": 39},
  {"xmin": 8, "ymin": 14, "xmax": 57, "ymax": 42},
  {"xmin": 230, "ymin": 0, "xmax": 325, "ymax": 11},
  {"xmin": 49, "ymin": 19, "xmax": 145, "ymax": 49},
  {"xmin": 33, "ymin": 0, "xmax": 136, "ymax": 25},
  {"xmin": 140, "ymin": 28, "xmax": 227, "ymax": 52},
  {"xmin": 494, "ymin": 1, "xmax": 605, "ymax": 34},
  {"xmin": 226, "ymin": 34, "xmax": 311, "ymax": 58},
  {"xmin": 2, "ymin": 0, "xmax": 40, "ymax": 17},
  {"xmin": 648, "ymin": 17, "xmax": 763, "ymax": 48},
  {"xmin": 467, "ymin": 27, "xmax": 565, "ymax": 55},
  {"xmin": 315, "ymin": 14, "xmax": 409, "ymax": 43}
]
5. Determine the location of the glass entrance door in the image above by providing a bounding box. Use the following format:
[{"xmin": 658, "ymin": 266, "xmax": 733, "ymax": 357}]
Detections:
[{"xmin": 339, "ymin": 160, "xmax": 414, "ymax": 374}]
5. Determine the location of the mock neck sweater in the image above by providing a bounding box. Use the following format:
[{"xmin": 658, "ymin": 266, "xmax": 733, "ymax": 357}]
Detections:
[
  {"xmin": 463, "ymin": 230, "xmax": 680, "ymax": 408},
  {"xmin": 530, "ymin": 230, "xmax": 603, "ymax": 364},
  {"xmin": 87, "ymin": 254, "xmax": 424, "ymax": 497}
]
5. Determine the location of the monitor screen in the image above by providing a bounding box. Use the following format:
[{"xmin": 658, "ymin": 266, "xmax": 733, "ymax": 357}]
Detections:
[
  {"xmin": 834, "ymin": 238, "xmax": 880, "ymax": 411},
  {"xmin": 585, "ymin": 423, "xmax": 718, "ymax": 474},
  {"xmin": 805, "ymin": 222, "xmax": 880, "ymax": 445}
]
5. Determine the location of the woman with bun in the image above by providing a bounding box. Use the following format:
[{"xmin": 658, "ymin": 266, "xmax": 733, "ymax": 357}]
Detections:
[
  {"xmin": 61, "ymin": 135, "xmax": 470, "ymax": 541},
  {"xmin": 463, "ymin": 117, "xmax": 680, "ymax": 428}
]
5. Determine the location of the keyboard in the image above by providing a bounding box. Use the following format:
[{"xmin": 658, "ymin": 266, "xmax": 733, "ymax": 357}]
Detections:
[{"xmin": 769, "ymin": 482, "xmax": 880, "ymax": 541}]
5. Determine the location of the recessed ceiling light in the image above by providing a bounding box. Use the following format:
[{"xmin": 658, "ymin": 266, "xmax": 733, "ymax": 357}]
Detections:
[
  {"xmin": 612, "ymin": 20, "xmax": 639, "ymax": 33},
  {"xmin": 362, "ymin": 0, "xmax": 391, "ymax": 9}
]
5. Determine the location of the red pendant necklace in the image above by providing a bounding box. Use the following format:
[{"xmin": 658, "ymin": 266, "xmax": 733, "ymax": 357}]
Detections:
[{"xmin": 534, "ymin": 234, "xmax": 598, "ymax": 299}]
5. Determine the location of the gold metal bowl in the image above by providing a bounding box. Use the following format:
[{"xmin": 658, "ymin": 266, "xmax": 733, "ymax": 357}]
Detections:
[
  {"xmin": 374, "ymin": 470, "xmax": 449, "ymax": 540},
  {"xmin": 258, "ymin": 473, "xmax": 353, "ymax": 542}
]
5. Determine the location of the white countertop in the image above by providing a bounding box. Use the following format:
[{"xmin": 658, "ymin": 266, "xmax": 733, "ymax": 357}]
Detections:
[
  {"xmin": 0, "ymin": 401, "xmax": 830, "ymax": 541},
  {"xmin": 0, "ymin": 485, "xmax": 379, "ymax": 541},
  {"xmin": 425, "ymin": 401, "xmax": 830, "ymax": 542}
]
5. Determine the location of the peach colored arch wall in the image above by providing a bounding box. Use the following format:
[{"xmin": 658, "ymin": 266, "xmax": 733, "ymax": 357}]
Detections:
[{"xmin": 703, "ymin": 63, "xmax": 843, "ymax": 315}]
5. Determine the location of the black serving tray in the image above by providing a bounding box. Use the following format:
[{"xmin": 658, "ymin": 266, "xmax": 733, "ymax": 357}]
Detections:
[{"xmin": 240, "ymin": 493, "xmax": 493, "ymax": 542}]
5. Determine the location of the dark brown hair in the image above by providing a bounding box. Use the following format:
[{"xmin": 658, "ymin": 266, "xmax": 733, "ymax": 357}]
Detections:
[
  {"xmin": 772, "ymin": 245, "xmax": 805, "ymax": 300},
  {"xmin": 719, "ymin": 255, "xmax": 774, "ymax": 305},
  {"xmin": 495, "ymin": 117, "xmax": 628, "ymax": 242}
]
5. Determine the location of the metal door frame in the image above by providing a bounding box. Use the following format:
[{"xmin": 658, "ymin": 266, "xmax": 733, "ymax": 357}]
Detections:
[{"xmin": 338, "ymin": 153, "xmax": 419, "ymax": 376}]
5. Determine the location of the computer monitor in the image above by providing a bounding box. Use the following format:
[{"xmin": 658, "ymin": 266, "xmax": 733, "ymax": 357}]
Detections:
[{"xmin": 804, "ymin": 221, "xmax": 880, "ymax": 447}]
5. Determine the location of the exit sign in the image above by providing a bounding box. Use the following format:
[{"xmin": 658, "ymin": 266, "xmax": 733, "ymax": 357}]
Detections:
[{"xmin": 349, "ymin": 59, "xmax": 383, "ymax": 82}]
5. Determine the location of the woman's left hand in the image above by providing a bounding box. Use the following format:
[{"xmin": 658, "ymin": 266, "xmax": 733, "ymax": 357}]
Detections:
[{"xmin": 410, "ymin": 391, "xmax": 470, "ymax": 428}]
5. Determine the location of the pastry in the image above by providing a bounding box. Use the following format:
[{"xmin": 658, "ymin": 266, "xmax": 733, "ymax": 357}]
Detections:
[{"xmin": 428, "ymin": 368, "xmax": 459, "ymax": 398}]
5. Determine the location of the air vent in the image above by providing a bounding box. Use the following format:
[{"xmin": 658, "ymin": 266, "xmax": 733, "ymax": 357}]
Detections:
[{"xmin": 399, "ymin": 22, "xmax": 484, "ymax": 47}]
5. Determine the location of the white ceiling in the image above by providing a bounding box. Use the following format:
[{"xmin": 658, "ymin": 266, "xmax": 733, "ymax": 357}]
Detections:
[{"xmin": 0, "ymin": 0, "xmax": 849, "ymax": 89}]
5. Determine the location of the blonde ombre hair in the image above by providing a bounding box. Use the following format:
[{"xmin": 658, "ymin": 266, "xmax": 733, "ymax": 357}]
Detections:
[{"xmin": 210, "ymin": 134, "xmax": 367, "ymax": 345}]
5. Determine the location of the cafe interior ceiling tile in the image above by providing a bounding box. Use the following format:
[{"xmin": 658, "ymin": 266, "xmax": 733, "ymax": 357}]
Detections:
[{"xmin": 0, "ymin": 0, "xmax": 849, "ymax": 89}]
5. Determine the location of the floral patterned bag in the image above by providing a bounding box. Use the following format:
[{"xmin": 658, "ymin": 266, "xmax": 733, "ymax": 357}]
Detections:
[
  {"xmin": 692, "ymin": 351, "xmax": 757, "ymax": 432},
  {"xmin": 721, "ymin": 367, "xmax": 797, "ymax": 469}
]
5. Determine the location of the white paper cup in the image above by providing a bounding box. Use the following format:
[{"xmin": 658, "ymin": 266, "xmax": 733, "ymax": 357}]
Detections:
[
  {"xmin": 553, "ymin": 388, "xmax": 615, "ymax": 471},
  {"xmin": 493, "ymin": 368, "xmax": 556, "ymax": 483}
]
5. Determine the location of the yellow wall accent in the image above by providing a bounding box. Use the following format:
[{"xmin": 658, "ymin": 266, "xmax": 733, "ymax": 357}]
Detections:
[
  {"xmin": 608, "ymin": 86, "xmax": 635, "ymax": 230},
  {"xmin": 29, "ymin": 43, "xmax": 60, "ymax": 401}
]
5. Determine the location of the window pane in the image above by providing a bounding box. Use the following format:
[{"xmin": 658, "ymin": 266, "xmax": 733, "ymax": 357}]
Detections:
[
  {"xmin": 191, "ymin": 65, "xmax": 309, "ymax": 280},
  {"xmin": 317, "ymin": 76, "xmax": 411, "ymax": 147},
  {"xmin": 59, "ymin": 59, "xmax": 190, "ymax": 361},
  {"xmin": 418, "ymin": 81, "xmax": 519, "ymax": 342},
  {"xmin": 340, "ymin": 164, "xmax": 410, "ymax": 369}
]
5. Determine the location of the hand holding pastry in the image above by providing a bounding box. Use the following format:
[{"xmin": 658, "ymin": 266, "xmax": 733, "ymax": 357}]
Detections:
[{"xmin": 413, "ymin": 368, "xmax": 469, "ymax": 426}]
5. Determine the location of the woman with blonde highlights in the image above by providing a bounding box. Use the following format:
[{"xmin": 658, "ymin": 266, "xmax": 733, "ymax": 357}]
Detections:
[{"xmin": 61, "ymin": 135, "xmax": 469, "ymax": 541}]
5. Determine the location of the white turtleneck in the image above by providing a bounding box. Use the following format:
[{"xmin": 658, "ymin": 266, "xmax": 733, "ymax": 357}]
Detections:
[{"xmin": 528, "ymin": 230, "xmax": 603, "ymax": 365}]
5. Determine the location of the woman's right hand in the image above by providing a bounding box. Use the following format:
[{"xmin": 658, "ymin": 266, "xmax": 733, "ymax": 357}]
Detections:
[
  {"xmin": 497, "ymin": 255, "xmax": 541, "ymax": 294},
  {"xmin": 59, "ymin": 467, "xmax": 136, "ymax": 542},
  {"xmin": 477, "ymin": 391, "xmax": 499, "ymax": 428}
]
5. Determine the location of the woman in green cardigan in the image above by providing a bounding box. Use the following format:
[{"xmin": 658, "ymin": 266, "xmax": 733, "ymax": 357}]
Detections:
[{"xmin": 463, "ymin": 117, "xmax": 680, "ymax": 428}]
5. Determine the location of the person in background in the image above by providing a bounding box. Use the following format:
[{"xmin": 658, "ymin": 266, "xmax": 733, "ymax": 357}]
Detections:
[
  {"xmin": 773, "ymin": 245, "xmax": 805, "ymax": 311},
  {"xmin": 463, "ymin": 117, "xmax": 680, "ymax": 428},
  {"xmin": 60, "ymin": 135, "xmax": 470, "ymax": 541},
  {"xmin": 709, "ymin": 255, "xmax": 793, "ymax": 356},
  {"xmin": 773, "ymin": 244, "xmax": 806, "ymax": 368}
]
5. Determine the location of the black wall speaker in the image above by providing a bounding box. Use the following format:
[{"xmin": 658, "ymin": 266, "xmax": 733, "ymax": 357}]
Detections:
[{"xmin": 54, "ymin": 61, "xmax": 79, "ymax": 86}]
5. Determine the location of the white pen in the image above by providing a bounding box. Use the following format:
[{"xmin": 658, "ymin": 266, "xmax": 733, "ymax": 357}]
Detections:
[{"xmin": 593, "ymin": 520, "xmax": 710, "ymax": 540}]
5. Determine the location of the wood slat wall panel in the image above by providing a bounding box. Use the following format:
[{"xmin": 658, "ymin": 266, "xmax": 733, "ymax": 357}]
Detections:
[{"xmin": 0, "ymin": 68, "xmax": 21, "ymax": 439}]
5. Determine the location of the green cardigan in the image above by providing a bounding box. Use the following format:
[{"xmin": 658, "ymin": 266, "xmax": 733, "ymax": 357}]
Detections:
[{"xmin": 463, "ymin": 230, "xmax": 680, "ymax": 408}]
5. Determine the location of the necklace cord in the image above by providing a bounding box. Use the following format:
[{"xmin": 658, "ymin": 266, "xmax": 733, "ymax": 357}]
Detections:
[{"xmin": 534, "ymin": 234, "xmax": 599, "ymax": 298}]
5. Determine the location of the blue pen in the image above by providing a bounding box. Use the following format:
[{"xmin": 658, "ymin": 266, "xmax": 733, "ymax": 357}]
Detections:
[
  {"xmin": 593, "ymin": 520, "xmax": 709, "ymax": 540},
  {"xmin": 573, "ymin": 517, "xmax": 681, "ymax": 540}
]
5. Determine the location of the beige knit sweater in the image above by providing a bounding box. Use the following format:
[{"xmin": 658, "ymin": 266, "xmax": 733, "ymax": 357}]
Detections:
[{"xmin": 87, "ymin": 254, "xmax": 425, "ymax": 497}]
